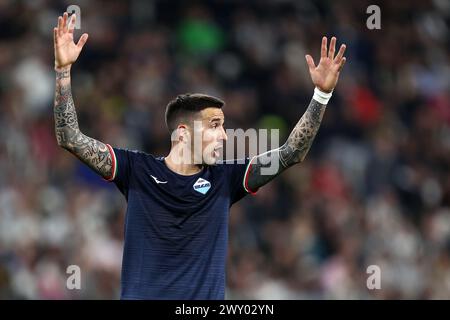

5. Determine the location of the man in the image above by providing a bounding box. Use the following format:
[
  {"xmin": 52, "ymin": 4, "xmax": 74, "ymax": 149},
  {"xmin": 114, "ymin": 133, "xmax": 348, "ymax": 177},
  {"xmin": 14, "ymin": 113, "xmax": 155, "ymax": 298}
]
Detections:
[{"xmin": 53, "ymin": 12, "xmax": 346, "ymax": 299}]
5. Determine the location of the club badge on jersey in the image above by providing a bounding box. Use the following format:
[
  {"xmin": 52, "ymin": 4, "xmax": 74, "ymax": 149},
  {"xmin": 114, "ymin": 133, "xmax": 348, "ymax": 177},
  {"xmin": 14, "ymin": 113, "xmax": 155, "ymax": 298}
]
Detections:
[{"xmin": 193, "ymin": 178, "xmax": 211, "ymax": 195}]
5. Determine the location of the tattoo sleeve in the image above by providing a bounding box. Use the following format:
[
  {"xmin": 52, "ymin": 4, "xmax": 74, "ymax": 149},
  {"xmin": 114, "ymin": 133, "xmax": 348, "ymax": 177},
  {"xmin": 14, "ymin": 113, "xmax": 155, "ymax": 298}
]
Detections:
[
  {"xmin": 54, "ymin": 68, "xmax": 114, "ymax": 179},
  {"xmin": 246, "ymin": 98, "xmax": 326, "ymax": 192}
]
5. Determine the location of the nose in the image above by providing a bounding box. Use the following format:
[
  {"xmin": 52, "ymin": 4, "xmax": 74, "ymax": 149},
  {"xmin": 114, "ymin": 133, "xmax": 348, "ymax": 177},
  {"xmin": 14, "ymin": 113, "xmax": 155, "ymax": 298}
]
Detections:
[{"xmin": 220, "ymin": 126, "xmax": 228, "ymax": 141}]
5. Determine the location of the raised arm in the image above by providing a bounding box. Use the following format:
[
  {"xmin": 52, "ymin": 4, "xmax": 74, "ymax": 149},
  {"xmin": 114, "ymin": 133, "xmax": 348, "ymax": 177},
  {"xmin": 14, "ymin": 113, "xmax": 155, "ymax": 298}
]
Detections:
[
  {"xmin": 53, "ymin": 12, "xmax": 114, "ymax": 180},
  {"xmin": 246, "ymin": 36, "xmax": 346, "ymax": 192}
]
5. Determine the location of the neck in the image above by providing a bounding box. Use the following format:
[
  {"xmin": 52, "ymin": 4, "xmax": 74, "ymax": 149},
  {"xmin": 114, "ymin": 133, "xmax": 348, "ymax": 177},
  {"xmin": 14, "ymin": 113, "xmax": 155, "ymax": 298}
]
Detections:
[{"xmin": 165, "ymin": 145, "xmax": 203, "ymax": 176}]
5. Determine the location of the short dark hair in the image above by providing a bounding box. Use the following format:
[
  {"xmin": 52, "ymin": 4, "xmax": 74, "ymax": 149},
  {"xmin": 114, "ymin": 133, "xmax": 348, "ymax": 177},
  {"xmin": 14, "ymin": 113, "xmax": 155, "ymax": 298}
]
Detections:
[{"xmin": 165, "ymin": 93, "xmax": 225, "ymax": 132}]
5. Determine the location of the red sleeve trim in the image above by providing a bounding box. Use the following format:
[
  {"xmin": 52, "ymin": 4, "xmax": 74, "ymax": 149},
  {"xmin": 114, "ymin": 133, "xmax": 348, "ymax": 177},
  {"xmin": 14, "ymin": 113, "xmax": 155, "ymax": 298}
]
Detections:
[
  {"xmin": 243, "ymin": 157, "xmax": 258, "ymax": 195},
  {"xmin": 104, "ymin": 144, "xmax": 117, "ymax": 182}
]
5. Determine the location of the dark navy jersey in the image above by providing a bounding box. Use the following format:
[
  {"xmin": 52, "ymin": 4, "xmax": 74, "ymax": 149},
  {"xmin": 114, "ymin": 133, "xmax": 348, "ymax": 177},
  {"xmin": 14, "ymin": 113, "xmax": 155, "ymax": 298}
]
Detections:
[{"xmin": 105, "ymin": 145, "xmax": 257, "ymax": 300}]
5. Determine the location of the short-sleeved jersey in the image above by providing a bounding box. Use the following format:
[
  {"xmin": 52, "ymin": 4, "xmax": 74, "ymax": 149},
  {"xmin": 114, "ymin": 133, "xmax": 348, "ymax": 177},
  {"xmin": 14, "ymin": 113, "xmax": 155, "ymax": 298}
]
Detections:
[{"xmin": 105, "ymin": 145, "xmax": 257, "ymax": 299}]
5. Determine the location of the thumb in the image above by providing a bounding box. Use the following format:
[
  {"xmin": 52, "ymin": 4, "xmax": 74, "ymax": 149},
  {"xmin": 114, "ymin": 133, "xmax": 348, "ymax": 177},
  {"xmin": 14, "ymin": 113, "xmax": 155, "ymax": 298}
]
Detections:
[{"xmin": 76, "ymin": 33, "xmax": 89, "ymax": 50}]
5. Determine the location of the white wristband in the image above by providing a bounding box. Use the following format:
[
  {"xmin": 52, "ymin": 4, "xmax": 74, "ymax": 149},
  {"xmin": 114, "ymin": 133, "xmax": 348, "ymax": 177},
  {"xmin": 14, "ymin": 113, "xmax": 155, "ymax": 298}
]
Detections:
[{"xmin": 313, "ymin": 87, "xmax": 333, "ymax": 105}]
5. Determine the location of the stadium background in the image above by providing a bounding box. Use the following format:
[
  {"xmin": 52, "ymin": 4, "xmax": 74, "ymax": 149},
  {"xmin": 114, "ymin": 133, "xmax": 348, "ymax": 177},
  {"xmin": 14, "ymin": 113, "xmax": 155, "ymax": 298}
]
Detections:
[{"xmin": 0, "ymin": 0, "xmax": 449, "ymax": 299}]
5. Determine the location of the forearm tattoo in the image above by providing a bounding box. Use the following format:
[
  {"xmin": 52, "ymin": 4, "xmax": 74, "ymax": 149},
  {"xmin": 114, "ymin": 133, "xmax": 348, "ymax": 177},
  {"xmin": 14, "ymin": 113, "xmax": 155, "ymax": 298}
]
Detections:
[
  {"xmin": 54, "ymin": 70, "xmax": 113, "ymax": 179},
  {"xmin": 246, "ymin": 98, "xmax": 326, "ymax": 191},
  {"xmin": 55, "ymin": 69, "xmax": 70, "ymax": 80}
]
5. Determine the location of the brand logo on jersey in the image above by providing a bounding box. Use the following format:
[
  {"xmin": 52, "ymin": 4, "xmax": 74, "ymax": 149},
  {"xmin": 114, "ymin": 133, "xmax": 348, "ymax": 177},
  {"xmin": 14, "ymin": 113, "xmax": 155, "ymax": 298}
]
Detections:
[
  {"xmin": 150, "ymin": 174, "xmax": 167, "ymax": 184},
  {"xmin": 193, "ymin": 178, "xmax": 211, "ymax": 195}
]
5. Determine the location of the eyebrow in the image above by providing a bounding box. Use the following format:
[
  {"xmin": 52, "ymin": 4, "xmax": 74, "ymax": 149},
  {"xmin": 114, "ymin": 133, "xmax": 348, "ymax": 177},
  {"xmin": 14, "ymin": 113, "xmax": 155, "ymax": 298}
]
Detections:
[{"xmin": 209, "ymin": 117, "xmax": 224, "ymax": 123}]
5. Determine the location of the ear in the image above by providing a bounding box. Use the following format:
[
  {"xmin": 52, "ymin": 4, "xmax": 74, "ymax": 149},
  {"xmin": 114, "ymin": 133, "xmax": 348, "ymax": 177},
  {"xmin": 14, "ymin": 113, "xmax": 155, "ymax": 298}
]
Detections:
[{"xmin": 177, "ymin": 124, "xmax": 189, "ymax": 143}]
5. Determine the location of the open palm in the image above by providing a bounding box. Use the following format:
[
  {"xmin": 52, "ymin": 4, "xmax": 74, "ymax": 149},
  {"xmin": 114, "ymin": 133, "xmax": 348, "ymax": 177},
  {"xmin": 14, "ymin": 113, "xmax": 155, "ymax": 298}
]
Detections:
[
  {"xmin": 306, "ymin": 37, "xmax": 347, "ymax": 93},
  {"xmin": 53, "ymin": 12, "xmax": 88, "ymax": 69}
]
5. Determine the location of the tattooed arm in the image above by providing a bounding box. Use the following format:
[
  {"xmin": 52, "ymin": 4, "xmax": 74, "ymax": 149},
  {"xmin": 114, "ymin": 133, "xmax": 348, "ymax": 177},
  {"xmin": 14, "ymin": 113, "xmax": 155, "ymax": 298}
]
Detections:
[
  {"xmin": 246, "ymin": 36, "xmax": 347, "ymax": 192},
  {"xmin": 246, "ymin": 98, "xmax": 326, "ymax": 191},
  {"xmin": 52, "ymin": 13, "xmax": 113, "ymax": 179},
  {"xmin": 54, "ymin": 67, "xmax": 113, "ymax": 179}
]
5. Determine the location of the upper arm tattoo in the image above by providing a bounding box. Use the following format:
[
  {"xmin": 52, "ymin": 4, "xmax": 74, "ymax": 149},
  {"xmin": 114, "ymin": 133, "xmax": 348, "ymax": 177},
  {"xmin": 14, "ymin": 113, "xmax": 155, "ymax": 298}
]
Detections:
[
  {"xmin": 246, "ymin": 98, "xmax": 326, "ymax": 191},
  {"xmin": 54, "ymin": 70, "xmax": 113, "ymax": 179}
]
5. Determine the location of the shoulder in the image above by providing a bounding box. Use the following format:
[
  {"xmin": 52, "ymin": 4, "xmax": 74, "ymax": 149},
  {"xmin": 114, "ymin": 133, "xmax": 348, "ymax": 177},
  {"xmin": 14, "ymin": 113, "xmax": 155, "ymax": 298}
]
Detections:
[
  {"xmin": 215, "ymin": 158, "xmax": 251, "ymax": 170},
  {"xmin": 111, "ymin": 147, "xmax": 163, "ymax": 170}
]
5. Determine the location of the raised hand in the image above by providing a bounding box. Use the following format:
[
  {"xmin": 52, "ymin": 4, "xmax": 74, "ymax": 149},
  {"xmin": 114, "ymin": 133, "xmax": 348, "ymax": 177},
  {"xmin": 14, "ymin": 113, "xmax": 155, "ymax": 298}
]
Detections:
[
  {"xmin": 53, "ymin": 12, "xmax": 88, "ymax": 69},
  {"xmin": 305, "ymin": 37, "xmax": 346, "ymax": 93}
]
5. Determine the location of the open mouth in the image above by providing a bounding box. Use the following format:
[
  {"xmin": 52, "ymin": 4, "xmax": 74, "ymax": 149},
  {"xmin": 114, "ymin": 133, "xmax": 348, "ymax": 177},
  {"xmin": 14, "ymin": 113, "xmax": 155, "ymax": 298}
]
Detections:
[{"xmin": 212, "ymin": 145, "xmax": 222, "ymax": 158}]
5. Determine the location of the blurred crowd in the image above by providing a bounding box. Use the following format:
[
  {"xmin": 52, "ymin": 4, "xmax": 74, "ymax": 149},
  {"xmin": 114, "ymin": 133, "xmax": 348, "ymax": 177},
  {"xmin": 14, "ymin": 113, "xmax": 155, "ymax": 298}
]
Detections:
[{"xmin": 0, "ymin": 0, "xmax": 449, "ymax": 299}]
